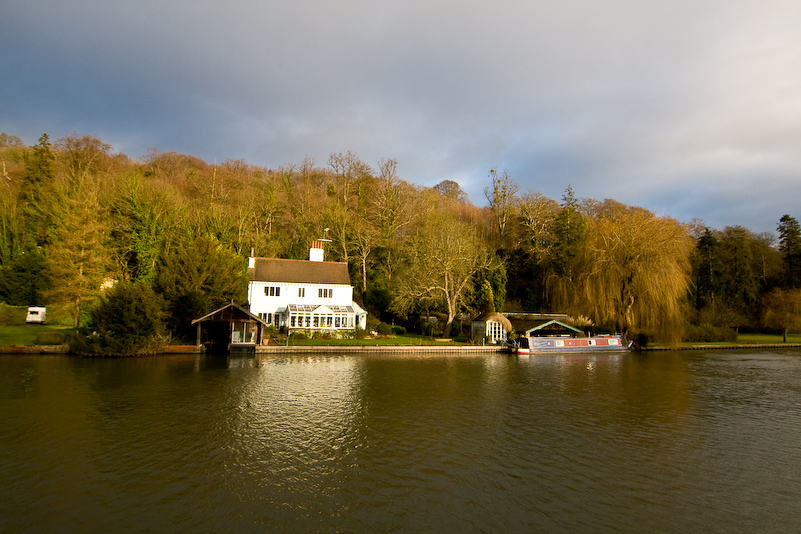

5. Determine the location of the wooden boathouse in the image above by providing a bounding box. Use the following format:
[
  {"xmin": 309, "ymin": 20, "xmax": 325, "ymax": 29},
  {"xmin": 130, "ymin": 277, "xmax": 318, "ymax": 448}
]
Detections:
[{"xmin": 192, "ymin": 302, "xmax": 269, "ymax": 354}]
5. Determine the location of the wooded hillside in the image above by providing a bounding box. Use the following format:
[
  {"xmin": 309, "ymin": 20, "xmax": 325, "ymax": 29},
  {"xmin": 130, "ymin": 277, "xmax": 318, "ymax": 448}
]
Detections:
[{"xmin": 2, "ymin": 132, "xmax": 799, "ymax": 344}]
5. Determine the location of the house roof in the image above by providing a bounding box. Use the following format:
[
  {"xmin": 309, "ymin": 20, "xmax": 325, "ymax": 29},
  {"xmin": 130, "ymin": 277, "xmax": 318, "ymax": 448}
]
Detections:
[
  {"xmin": 471, "ymin": 311, "xmax": 513, "ymax": 332},
  {"xmin": 192, "ymin": 302, "xmax": 267, "ymax": 325},
  {"xmin": 249, "ymin": 257, "xmax": 351, "ymax": 285}
]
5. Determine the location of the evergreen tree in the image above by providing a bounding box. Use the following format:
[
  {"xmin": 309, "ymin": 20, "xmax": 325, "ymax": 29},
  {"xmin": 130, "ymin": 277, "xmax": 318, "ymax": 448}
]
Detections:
[
  {"xmin": 45, "ymin": 174, "xmax": 110, "ymax": 327},
  {"xmin": 18, "ymin": 134, "xmax": 55, "ymax": 246},
  {"xmin": 778, "ymin": 214, "xmax": 801, "ymax": 288},
  {"xmin": 76, "ymin": 282, "xmax": 167, "ymax": 355},
  {"xmin": 0, "ymin": 247, "xmax": 48, "ymax": 305},
  {"xmin": 551, "ymin": 186, "xmax": 586, "ymax": 278},
  {"xmin": 154, "ymin": 237, "xmax": 248, "ymax": 341}
]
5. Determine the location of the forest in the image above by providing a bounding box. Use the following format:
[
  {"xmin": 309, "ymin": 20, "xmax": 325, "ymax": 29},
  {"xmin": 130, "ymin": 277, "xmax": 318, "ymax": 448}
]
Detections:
[{"xmin": 2, "ymin": 132, "xmax": 801, "ymax": 350}]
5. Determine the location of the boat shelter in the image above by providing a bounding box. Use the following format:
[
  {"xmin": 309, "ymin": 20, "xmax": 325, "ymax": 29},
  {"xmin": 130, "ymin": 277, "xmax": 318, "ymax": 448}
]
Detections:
[
  {"xmin": 192, "ymin": 302, "xmax": 268, "ymax": 353},
  {"xmin": 525, "ymin": 319, "xmax": 584, "ymax": 338}
]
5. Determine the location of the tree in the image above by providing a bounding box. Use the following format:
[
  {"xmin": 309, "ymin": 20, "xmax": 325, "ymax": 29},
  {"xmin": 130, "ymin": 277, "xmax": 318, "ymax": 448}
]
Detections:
[
  {"xmin": 108, "ymin": 175, "xmax": 185, "ymax": 282},
  {"xmin": 45, "ymin": 172, "xmax": 110, "ymax": 327},
  {"xmin": 18, "ymin": 134, "xmax": 55, "ymax": 246},
  {"xmin": 484, "ymin": 169, "xmax": 519, "ymax": 243},
  {"xmin": 550, "ymin": 200, "xmax": 693, "ymax": 343},
  {"xmin": 391, "ymin": 212, "xmax": 495, "ymax": 337},
  {"xmin": 518, "ymin": 190, "xmax": 559, "ymax": 262},
  {"xmin": 762, "ymin": 288, "xmax": 801, "ymax": 342},
  {"xmin": 432, "ymin": 180, "xmax": 467, "ymax": 202},
  {"xmin": 328, "ymin": 151, "xmax": 371, "ymax": 207},
  {"xmin": 76, "ymin": 282, "xmax": 167, "ymax": 355},
  {"xmin": 56, "ymin": 134, "xmax": 113, "ymax": 182},
  {"xmin": 778, "ymin": 215, "xmax": 801, "ymax": 288},
  {"xmin": 153, "ymin": 237, "xmax": 248, "ymax": 340},
  {"xmin": 0, "ymin": 246, "xmax": 48, "ymax": 305},
  {"xmin": 716, "ymin": 226, "xmax": 759, "ymax": 320},
  {"xmin": 551, "ymin": 186, "xmax": 586, "ymax": 278}
]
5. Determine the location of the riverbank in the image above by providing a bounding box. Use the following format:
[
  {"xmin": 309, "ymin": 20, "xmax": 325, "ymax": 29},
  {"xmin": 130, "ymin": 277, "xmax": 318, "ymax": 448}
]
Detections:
[{"xmin": 642, "ymin": 342, "xmax": 801, "ymax": 351}]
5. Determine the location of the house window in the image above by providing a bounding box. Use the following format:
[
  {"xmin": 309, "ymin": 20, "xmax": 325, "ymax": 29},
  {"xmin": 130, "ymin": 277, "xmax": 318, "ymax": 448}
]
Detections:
[
  {"xmin": 298, "ymin": 288, "xmax": 305, "ymax": 298},
  {"xmin": 318, "ymin": 288, "xmax": 332, "ymax": 298},
  {"xmin": 264, "ymin": 286, "xmax": 281, "ymax": 297}
]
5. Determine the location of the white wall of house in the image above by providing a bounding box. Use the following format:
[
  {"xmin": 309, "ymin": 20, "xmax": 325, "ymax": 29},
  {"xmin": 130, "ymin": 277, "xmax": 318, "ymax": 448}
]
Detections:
[{"xmin": 248, "ymin": 280, "xmax": 365, "ymax": 330}]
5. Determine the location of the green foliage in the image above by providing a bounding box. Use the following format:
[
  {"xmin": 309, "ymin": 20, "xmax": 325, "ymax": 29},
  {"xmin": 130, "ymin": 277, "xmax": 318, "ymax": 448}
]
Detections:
[
  {"xmin": 73, "ymin": 282, "xmax": 166, "ymax": 355},
  {"xmin": 153, "ymin": 237, "xmax": 248, "ymax": 341},
  {"xmin": 2, "ymin": 130, "xmax": 796, "ymax": 343},
  {"xmin": 0, "ymin": 303, "xmax": 26, "ymax": 326},
  {"xmin": 477, "ymin": 280, "xmax": 496, "ymax": 313},
  {"xmin": 0, "ymin": 247, "xmax": 48, "ymax": 305},
  {"xmin": 377, "ymin": 322, "xmax": 393, "ymax": 335},
  {"xmin": 778, "ymin": 214, "xmax": 801, "ymax": 288},
  {"xmin": 19, "ymin": 134, "xmax": 56, "ymax": 247},
  {"xmin": 33, "ymin": 331, "xmax": 67, "ymax": 345},
  {"xmin": 683, "ymin": 323, "xmax": 737, "ymax": 343},
  {"xmin": 551, "ymin": 186, "xmax": 586, "ymax": 277},
  {"xmin": 109, "ymin": 176, "xmax": 185, "ymax": 282},
  {"xmin": 392, "ymin": 325, "xmax": 406, "ymax": 335}
]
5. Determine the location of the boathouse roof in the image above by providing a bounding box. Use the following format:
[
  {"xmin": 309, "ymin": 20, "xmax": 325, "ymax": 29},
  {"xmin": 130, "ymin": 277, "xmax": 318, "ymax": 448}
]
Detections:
[
  {"xmin": 525, "ymin": 320, "xmax": 584, "ymax": 337},
  {"xmin": 191, "ymin": 302, "xmax": 268, "ymax": 326},
  {"xmin": 471, "ymin": 311, "xmax": 513, "ymax": 332}
]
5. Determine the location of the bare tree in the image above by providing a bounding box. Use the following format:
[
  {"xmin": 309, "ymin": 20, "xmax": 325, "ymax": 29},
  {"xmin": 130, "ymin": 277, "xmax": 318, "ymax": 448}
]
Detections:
[
  {"xmin": 391, "ymin": 212, "xmax": 495, "ymax": 337},
  {"xmin": 484, "ymin": 169, "xmax": 519, "ymax": 242}
]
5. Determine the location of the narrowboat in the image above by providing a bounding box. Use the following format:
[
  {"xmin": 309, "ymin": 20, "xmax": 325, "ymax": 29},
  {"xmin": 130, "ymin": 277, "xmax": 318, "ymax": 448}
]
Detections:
[
  {"xmin": 512, "ymin": 334, "xmax": 631, "ymax": 354},
  {"xmin": 508, "ymin": 318, "xmax": 632, "ymax": 354}
]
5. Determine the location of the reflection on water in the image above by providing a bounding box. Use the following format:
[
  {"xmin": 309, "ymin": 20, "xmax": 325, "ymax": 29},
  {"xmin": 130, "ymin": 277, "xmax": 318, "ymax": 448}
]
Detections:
[{"xmin": 1, "ymin": 350, "xmax": 800, "ymax": 532}]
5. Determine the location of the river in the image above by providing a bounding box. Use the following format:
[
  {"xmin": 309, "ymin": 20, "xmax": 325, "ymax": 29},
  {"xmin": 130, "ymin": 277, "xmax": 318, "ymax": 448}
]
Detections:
[{"xmin": 1, "ymin": 350, "xmax": 800, "ymax": 533}]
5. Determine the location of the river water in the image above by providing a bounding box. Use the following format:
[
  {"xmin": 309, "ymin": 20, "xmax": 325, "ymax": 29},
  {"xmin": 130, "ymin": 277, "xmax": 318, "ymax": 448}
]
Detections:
[{"xmin": 1, "ymin": 350, "xmax": 800, "ymax": 533}]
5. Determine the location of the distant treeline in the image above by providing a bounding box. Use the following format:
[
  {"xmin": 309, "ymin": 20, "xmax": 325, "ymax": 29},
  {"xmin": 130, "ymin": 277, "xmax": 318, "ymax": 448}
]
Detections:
[{"xmin": 1, "ymin": 132, "xmax": 800, "ymax": 344}]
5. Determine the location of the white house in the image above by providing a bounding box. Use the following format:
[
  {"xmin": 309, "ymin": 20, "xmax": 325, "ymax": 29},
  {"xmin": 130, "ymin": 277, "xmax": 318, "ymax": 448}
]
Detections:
[{"xmin": 247, "ymin": 241, "xmax": 368, "ymax": 333}]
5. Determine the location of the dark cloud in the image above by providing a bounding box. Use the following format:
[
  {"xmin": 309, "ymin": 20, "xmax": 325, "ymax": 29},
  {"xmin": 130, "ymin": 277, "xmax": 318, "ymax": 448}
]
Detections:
[{"xmin": 2, "ymin": 0, "xmax": 800, "ymax": 232}]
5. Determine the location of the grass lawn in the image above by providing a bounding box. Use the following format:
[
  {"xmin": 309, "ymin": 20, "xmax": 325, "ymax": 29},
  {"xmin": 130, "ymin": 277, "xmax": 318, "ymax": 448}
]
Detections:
[
  {"xmin": 732, "ymin": 332, "xmax": 801, "ymax": 345},
  {"xmin": 677, "ymin": 332, "xmax": 801, "ymax": 346},
  {"xmin": 0, "ymin": 325, "xmax": 75, "ymax": 346}
]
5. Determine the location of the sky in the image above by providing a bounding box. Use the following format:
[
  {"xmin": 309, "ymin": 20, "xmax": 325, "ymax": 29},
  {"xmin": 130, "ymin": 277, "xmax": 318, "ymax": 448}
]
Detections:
[{"xmin": 3, "ymin": 0, "xmax": 801, "ymax": 234}]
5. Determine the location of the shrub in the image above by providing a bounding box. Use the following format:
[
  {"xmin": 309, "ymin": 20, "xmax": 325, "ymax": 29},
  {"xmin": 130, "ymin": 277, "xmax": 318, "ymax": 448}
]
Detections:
[
  {"xmin": 0, "ymin": 304, "xmax": 26, "ymax": 327},
  {"xmin": 71, "ymin": 282, "xmax": 167, "ymax": 356},
  {"xmin": 33, "ymin": 331, "xmax": 67, "ymax": 345},
  {"xmin": 392, "ymin": 325, "xmax": 406, "ymax": 335},
  {"xmin": 684, "ymin": 323, "xmax": 737, "ymax": 343},
  {"xmin": 377, "ymin": 322, "xmax": 393, "ymax": 335},
  {"xmin": 291, "ymin": 331, "xmax": 308, "ymax": 340}
]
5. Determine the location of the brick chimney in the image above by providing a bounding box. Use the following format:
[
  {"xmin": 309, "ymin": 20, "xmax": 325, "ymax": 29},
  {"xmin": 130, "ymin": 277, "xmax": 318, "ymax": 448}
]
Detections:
[{"xmin": 309, "ymin": 241, "xmax": 324, "ymax": 262}]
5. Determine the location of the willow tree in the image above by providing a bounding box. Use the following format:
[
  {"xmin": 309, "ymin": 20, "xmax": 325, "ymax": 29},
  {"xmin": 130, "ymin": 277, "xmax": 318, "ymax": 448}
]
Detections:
[
  {"xmin": 550, "ymin": 200, "xmax": 693, "ymax": 343},
  {"xmin": 391, "ymin": 212, "xmax": 495, "ymax": 338},
  {"xmin": 762, "ymin": 288, "xmax": 801, "ymax": 342}
]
